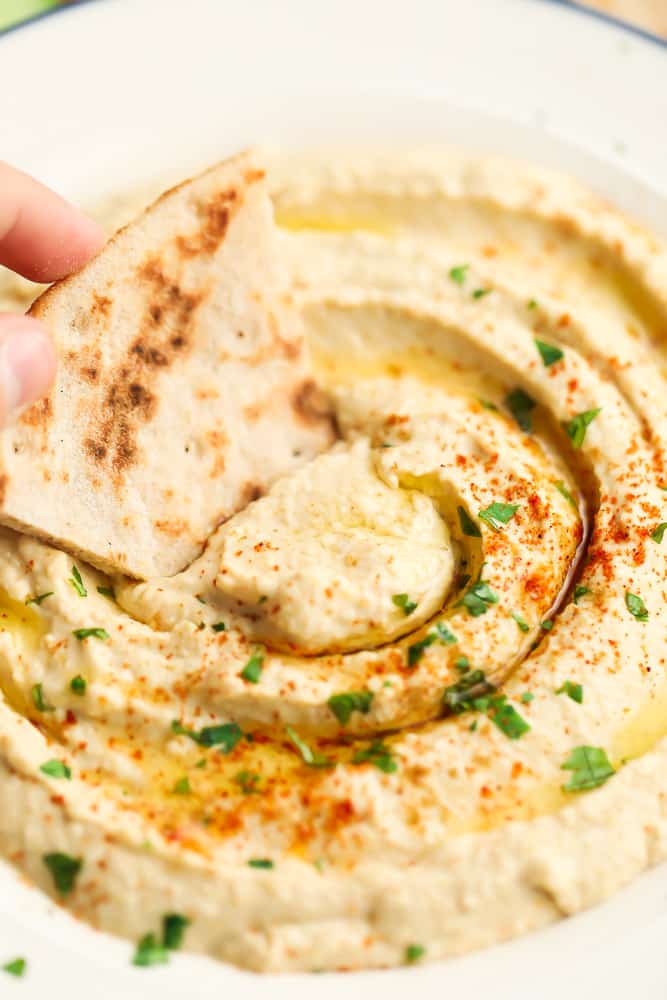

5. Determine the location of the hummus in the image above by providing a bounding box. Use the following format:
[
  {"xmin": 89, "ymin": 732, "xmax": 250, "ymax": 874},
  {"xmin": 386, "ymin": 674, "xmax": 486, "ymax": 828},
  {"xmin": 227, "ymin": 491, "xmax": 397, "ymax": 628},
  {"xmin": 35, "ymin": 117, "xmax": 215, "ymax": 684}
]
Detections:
[{"xmin": 0, "ymin": 148, "xmax": 667, "ymax": 973}]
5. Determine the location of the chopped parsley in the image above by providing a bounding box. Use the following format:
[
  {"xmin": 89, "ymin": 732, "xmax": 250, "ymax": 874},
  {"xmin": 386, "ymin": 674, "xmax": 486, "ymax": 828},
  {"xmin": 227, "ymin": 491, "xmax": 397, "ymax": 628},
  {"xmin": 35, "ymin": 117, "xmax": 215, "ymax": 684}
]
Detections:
[
  {"xmin": 96, "ymin": 585, "xmax": 115, "ymax": 600},
  {"xmin": 457, "ymin": 505, "xmax": 481, "ymax": 538},
  {"xmin": 454, "ymin": 655, "xmax": 470, "ymax": 671},
  {"xmin": 407, "ymin": 632, "xmax": 437, "ymax": 667},
  {"xmin": 172, "ymin": 776, "xmax": 191, "ymax": 795},
  {"xmin": 563, "ymin": 407, "xmax": 601, "ymax": 448},
  {"xmin": 404, "ymin": 944, "xmax": 425, "ymax": 964},
  {"xmin": 488, "ymin": 695, "xmax": 531, "ymax": 739},
  {"xmin": 534, "ymin": 339, "xmax": 564, "ymax": 367},
  {"xmin": 25, "ymin": 591, "xmax": 53, "ymax": 606},
  {"xmin": 42, "ymin": 852, "xmax": 82, "ymax": 896},
  {"xmin": 70, "ymin": 675, "xmax": 87, "ymax": 695},
  {"xmin": 31, "ymin": 683, "xmax": 54, "ymax": 713},
  {"xmin": 443, "ymin": 670, "xmax": 495, "ymax": 713},
  {"xmin": 352, "ymin": 739, "xmax": 398, "ymax": 773},
  {"xmin": 527, "ymin": 298, "xmax": 538, "ymax": 310},
  {"xmin": 458, "ymin": 579, "xmax": 499, "ymax": 618},
  {"xmin": 520, "ymin": 691, "xmax": 534, "ymax": 704},
  {"xmin": 72, "ymin": 627, "xmax": 109, "ymax": 641},
  {"xmin": 69, "ymin": 565, "xmax": 87, "ymax": 597},
  {"xmin": 285, "ymin": 726, "xmax": 332, "ymax": 768},
  {"xmin": 478, "ymin": 501, "xmax": 519, "ymax": 531},
  {"xmin": 573, "ymin": 584, "xmax": 591, "ymax": 604},
  {"xmin": 240, "ymin": 649, "xmax": 264, "ymax": 684},
  {"xmin": 541, "ymin": 619, "xmax": 553, "ymax": 631},
  {"xmin": 561, "ymin": 746, "xmax": 615, "ymax": 792},
  {"xmin": 234, "ymin": 770, "xmax": 261, "ymax": 795},
  {"xmin": 248, "ymin": 858, "xmax": 274, "ymax": 869},
  {"xmin": 556, "ymin": 680, "xmax": 583, "ymax": 704},
  {"xmin": 132, "ymin": 933, "xmax": 169, "ymax": 968},
  {"xmin": 625, "ymin": 592, "xmax": 648, "ymax": 622},
  {"xmin": 211, "ymin": 621, "xmax": 226, "ymax": 632},
  {"xmin": 2, "ymin": 958, "xmax": 26, "ymax": 977},
  {"xmin": 472, "ymin": 288, "xmax": 491, "ymax": 300},
  {"xmin": 480, "ymin": 399, "xmax": 499, "ymax": 411},
  {"xmin": 392, "ymin": 593, "xmax": 418, "ymax": 615},
  {"xmin": 435, "ymin": 621, "xmax": 457, "ymax": 644},
  {"xmin": 650, "ymin": 522, "xmax": 667, "ymax": 544},
  {"xmin": 554, "ymin": 480, "xmax": 578, "ymax": 510},
  {"xmin": 328, "ymin": 690, "xmax": 374, "ymax": 725},
  {"xmin": 162, "ymin": 913, "xmax": 190, "ymax": 950},
  {"xmin": 505, "ymin": 388, "xmax": 536, "ymax": 432},
  {"xmin": 449, "ymin": 263, "xmax": 469, "ymax": 286},
  {"xmin": 511, "ymin": 611, "xmax": 530, "ymax": 633},
  {"xmin": 40, "ymin": 759, "xmax": 71, "ymax": 780},
  {"xmin": 171, "ymin": 720, "xmax": 243, "ymax": 753}
]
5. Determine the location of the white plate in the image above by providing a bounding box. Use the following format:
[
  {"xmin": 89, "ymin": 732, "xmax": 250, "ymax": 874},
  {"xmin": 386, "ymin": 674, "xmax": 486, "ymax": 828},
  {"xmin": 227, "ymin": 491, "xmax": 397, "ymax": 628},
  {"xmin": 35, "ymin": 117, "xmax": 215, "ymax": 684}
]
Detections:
[{"xmin": 0, "ymin": 1, "xmax": 666, "ymax": 997}]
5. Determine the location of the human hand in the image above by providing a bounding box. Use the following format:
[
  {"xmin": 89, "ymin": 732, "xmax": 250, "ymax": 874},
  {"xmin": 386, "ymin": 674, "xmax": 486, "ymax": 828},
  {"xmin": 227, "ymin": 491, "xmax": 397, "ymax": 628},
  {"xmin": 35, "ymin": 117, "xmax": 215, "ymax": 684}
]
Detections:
[{"xmin": 0, "ymin": 162, "xmax": 103, "ymax": 425}]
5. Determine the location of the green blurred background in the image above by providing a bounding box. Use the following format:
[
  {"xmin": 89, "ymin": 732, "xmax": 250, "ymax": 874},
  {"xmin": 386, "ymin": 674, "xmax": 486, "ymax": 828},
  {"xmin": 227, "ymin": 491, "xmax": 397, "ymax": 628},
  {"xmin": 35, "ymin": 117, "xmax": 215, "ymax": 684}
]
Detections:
[{"xmin": 0, "ymin": 0, "xmax": 62, "ymax": 31}]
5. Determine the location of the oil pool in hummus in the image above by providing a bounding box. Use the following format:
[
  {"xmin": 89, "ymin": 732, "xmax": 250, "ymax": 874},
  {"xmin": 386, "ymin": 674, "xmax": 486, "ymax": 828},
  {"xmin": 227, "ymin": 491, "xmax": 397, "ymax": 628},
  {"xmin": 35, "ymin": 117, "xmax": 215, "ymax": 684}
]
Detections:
[{"xmin": 1, "ymin": 148, "xmax": 667, "ymax": 973}]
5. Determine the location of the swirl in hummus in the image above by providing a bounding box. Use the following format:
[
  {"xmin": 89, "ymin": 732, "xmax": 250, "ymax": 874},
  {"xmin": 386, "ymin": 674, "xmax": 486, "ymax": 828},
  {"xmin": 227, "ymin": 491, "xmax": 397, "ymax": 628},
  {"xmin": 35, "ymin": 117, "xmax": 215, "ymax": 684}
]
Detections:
[{"xmin": 0, "ymin": 149, "xmax": 666, "ymax": 972}]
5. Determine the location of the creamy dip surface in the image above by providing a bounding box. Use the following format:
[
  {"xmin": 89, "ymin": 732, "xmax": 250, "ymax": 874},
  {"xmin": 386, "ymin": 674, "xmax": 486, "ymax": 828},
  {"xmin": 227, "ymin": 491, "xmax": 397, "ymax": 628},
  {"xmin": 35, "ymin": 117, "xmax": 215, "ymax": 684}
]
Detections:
[{"xmin": 1, "ymin": 148, "xmax": 667, "ymax": 972}]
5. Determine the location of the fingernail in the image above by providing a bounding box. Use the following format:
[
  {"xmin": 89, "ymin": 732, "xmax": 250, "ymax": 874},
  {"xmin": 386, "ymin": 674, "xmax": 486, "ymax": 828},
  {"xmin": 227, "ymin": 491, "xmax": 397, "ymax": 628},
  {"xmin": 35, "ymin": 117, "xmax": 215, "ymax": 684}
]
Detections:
[{"xmin": 0, "ymin": 318, "xmax": 56, "ymax": 421}]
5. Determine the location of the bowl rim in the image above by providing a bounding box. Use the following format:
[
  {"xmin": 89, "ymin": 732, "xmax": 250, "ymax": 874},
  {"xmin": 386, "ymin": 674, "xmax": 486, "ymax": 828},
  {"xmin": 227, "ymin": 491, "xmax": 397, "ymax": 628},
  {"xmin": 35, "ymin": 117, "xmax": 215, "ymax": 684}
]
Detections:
[{"xmin": 1, "ymin": 0, "xmax": 665, "ymax": 50}]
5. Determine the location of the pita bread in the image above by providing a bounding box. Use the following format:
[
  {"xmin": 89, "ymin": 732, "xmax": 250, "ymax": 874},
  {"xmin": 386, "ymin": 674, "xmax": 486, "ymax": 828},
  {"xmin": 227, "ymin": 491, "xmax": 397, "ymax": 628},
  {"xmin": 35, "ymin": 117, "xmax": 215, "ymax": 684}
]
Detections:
[{"xmin": 0, "ymin": 151, "xmax": 335, "ymax": 579}]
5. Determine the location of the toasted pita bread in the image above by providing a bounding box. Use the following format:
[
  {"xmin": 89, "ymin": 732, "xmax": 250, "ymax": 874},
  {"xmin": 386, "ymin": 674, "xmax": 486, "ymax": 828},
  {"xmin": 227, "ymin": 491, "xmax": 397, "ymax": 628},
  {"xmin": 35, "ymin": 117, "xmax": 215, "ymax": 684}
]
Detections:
[{"xmin": 0, "ymin": 151, "xmax": 335, "ymax": 578}]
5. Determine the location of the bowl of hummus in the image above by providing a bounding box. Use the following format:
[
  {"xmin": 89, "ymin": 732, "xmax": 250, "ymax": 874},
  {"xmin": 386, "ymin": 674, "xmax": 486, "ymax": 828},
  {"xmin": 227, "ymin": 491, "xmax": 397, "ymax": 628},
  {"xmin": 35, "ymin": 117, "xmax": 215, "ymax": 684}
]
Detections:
[{"xmin": 0, "ymin": 1, "xmax": 666, "ymax": 997}]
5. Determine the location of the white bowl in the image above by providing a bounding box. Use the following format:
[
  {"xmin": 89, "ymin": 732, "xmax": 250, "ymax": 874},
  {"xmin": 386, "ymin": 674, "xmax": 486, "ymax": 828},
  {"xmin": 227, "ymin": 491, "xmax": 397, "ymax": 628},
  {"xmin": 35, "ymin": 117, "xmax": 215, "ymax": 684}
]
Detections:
[{"xmin": 0, "ymin": 2, "xmax": 666, "ymax": 997}]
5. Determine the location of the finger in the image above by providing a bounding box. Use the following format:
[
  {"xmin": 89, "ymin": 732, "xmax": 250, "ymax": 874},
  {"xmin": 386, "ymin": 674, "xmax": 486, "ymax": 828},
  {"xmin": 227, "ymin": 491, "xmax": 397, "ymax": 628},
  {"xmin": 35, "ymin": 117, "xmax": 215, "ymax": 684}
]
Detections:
[
  {"xmin": 0, "ymin": 315, "xmax": 56, "ymax": 425},
  {"xmin": 0, "ymin": 162, "xmax": 104, "ymax": 283}
]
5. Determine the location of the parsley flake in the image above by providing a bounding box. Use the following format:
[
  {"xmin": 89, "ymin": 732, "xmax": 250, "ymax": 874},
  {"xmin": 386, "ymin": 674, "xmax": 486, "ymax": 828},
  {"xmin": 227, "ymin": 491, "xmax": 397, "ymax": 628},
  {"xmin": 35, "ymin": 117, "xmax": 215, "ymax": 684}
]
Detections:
[
  {"xmin": 554, "ymin": 480, "xmax": 578, "ymax": 510},
  {"xmin": 132, "ymin": 933, "xmax": 169, "ymax": 968},
  {"xmin": 457, "ymin": 505, "xmax": 481, "ymax": 538},
  {"xmin": 40, "ymin": 759, "xmax": 71, "ymax": 780},
  {"xmin": 488, "ymin": 695, "xmax": 531, "ymax": 739},
  {"xmin": 458, "ymin": 579, "xmax": 499, "ymax": 618},
  {"xmin": 625, "ymin": 592, "xmax": 648, "ymax": 622},
  {"xmin": 2, "ymin": 957, "xmax": 26, "ymax": 977},
  {"xmin": 240, "ymin": 650, "xmax": 264, "ymax": 684},
  {"xmin": 443, "ymin": 670, "xmax": 495, "ymax": 713},
  {"xmin": 162, "ymin": 913, "xmax": 190, "ymax": 950},
  {"xmin": 505, "ymin": 388, "xmax": 536, "ymax": 432},
  {"xmin": 449, "ymin": 263, "xmax": 469, "ymax": 286},
  {"xmin": 404, "ymin": 944, "xmax": 425, "ymax": 964},
  {"xmin": 435, "ymin": 621, "xmax": 457, "ymax": 644},
  {"xmin": 573, "ymin": 584, "xmax": 591, "ymax": 604},
  {"xmin": 234, "ymin": 770, "xmax": 261, "ymax": 795},
  {"xmin": 43, "ymin": 852, "xmax": 82, "ymax": 896},
  {"xmin": 69, "ymin": 565, "xmax": 87, "ymax": 597},
  {"xmin": 527, "ymin": 298, "xmax": 538, "ymax": 310},
  {"xmin": 285, "ymin": 726, "xmax": 332, "ymax": 768},
  {"xmin": 521, "ymin": 691, "xmax": 534, "ymax": 704},
  {"xmin": 534, "ymin": 339, "xmax": 564, "ymax": 367},
  {"xmin": 171, "ymin": 719, "xmax": 243, "ymax": 753},
  {"xmin": 31, "ymin": 683, "xmax": 54, "ymax": 713},
  {"xmin": 352, "ymin": 740, "xmax": 398, "ymax": 773},
  {"xmin": 561, "ymin": 746, "xmax": 615, "ymax": 792},
  {"xmin": 96, "ymin": 585, "xmax": 115, "ymax": 600},
  {"xmin": 472, "ymin": 288, "xmax": 491, "ymax": 300},
  {"xmin": 651, "ymin": 522, "xmax": 667, "ymax": 544},
  {"xmin": 454, "ymin": 655, "xmax": 470, "ymax": 671},
  {"xmin": 407, "ymin": 632, "xmax": 437, "ymax": 667},
  {"xmin": 70, "ymin": 675, "xmax": 87, "ymax": 695},
  {"xmin": 72, "ymin": 627, "xmax": 109, "ymax": 641},
  {"xmin": 556, "ymin": 680, "xmax": 583, "ymax": 704},
  {"xmin": 392, "ymin": 593, "xmax": 418, "ymax": 615},
  {"xmin": 328, "ymin": 690, "xmax": 374, "ymax": 725},
  {"xmin": 511, "ymin": 611, "xmax": 530, "ymax": 633},
  {"xmin": 563, "ymin": 408, "xmax": 601, "ymax": 448},
  {"xmin": 172, "ymin": 776, "xmax": 191, "ymax": 795},
  {"xmin": 479, "ymin": 501, "xmax": 519, "ymax": 531},
  {"xmin": 211, "ymin": 621, "xmax": 226, "ymax": 632},
  {"xmin": 248, "ymin": 858, "xmax": 274, "ymax": 869},
  {"xmin": 25, "ymin": 591, "xmax": 53, "ymax": 606}
]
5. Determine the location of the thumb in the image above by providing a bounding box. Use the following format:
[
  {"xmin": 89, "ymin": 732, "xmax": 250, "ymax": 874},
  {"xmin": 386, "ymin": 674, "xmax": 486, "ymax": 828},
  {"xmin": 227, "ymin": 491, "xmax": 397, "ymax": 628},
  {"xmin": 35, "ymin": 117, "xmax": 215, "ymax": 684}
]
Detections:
[{"xmin": 0, "ymin": 315, "xmax": 56, "ymax": 426}]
